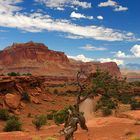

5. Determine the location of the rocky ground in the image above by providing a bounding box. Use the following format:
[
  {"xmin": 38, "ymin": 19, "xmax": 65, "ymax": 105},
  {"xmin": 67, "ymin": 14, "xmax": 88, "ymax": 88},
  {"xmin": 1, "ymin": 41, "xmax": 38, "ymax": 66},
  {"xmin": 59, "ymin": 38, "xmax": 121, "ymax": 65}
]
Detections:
[{"xmin": 0, "ymin": 75, "xmax": 140, "ymax": 140}]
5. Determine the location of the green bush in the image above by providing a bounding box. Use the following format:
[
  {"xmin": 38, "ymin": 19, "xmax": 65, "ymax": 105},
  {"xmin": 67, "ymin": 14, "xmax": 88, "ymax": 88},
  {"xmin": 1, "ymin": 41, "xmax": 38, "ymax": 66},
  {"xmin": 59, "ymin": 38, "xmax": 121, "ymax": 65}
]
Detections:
[
  {"xmin": 130, "ymin": 100, "xmax": 140, "ymax": 110},
  {"xmin": 8, "ymin": 72, "xmax": 20, "ymax": 76},
  {"xmin": 53, "ymin": 107, "xmax": 69, "ymax": 125},
  {"xmin": 96, "ymin": 96, "xmax": 116, "ymax": 111},
  {"xmin": 47, "ymin": 110, "xmax": 57, "ymax": 120},
  {"xmin": 22, "ymin": 92, "xmax": 30, "ymax": 102},
  {"xmin": 8, "ymin": 115, "xmax": 19, "ymax": 120},
  {"xmin": 119, "ymin": 94, "xmax": 132, "ymax": 104},
  {"xmin": 32, "ymin": 115, "xmax": 47, "ymax": 130},
  {"xmin": 47, "ymin": 107, "xmax": 69, "ymax": 125},
  {"xmin": 0, "ymin": 109, "xmax": 10, "ymax": 121},
  {"xmin": 102, "ymin": 107, "xmax": 112, "ymax": 116},
  {"xmin": 22, "ymin": 73, "xmax": 32, "ymax": 76},
  {"xmin": 3, "ymin": 117, "xmax": 22, "ymax": 132}
]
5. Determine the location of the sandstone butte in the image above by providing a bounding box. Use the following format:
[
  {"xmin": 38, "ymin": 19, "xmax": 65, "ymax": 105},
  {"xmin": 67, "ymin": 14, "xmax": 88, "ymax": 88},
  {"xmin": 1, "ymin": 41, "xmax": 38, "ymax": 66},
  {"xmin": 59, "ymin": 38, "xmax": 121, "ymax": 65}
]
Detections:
[{"xmin": 0, "ymin": 41, "xmax": 121, "ymax": 77}]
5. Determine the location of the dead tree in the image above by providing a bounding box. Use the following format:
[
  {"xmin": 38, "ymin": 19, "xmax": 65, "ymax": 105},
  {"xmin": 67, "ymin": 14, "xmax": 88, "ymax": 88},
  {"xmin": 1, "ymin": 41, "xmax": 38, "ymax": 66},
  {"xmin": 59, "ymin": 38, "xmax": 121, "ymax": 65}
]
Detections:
[
  {"xmin": 62, "ymin": 69, "xmax": 128, "ymax": 140},
  {"xmin": 62, "ymin": 69, "xmax": 92, "ymax": 140}
]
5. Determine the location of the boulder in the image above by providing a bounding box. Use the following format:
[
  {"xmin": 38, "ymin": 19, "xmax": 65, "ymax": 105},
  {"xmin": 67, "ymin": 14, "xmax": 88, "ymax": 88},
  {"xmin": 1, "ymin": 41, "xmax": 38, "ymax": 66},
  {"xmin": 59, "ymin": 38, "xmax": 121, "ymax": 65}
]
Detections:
[{"xmin": 5, "ymin": 93, "xmax": 21, "ymax": 109}]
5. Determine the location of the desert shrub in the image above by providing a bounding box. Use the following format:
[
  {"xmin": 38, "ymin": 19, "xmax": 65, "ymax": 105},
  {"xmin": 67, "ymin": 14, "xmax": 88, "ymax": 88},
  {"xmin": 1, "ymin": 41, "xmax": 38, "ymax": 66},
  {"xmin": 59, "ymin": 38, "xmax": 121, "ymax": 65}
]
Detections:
[
  {"xmin": 22, "ymin": 92, "xmax": 30, "ymax": 102},
  {"xmin": 47, "ymin": 110, "xmax": 57, "ymax": 120},
  {"xmin": 8, "ymin": 72, "xmax": 20, "ymax": 76},
  {"xmin": 53, "ymin": 107, "xmax": 69, "ymax": 125},
  {"xmin": 119, "ymin": 94, "xmax": 132, "ymax": 104},
  {"xmin": 32, "ymin": 115, "xmax": 47, "ymax": 130},
  {"xmin": 102, "ymin": 107, "xmax": 112, "ymax": 116},
  {"xmin": 22, "ymin": 73, "xmax": 32, "ymax": 76},
  {"xmin": 8, "ymin": 115, "xmax": 19, "ymax": 120},
  {"xmin": 0, "ymin": 109, "xmax": 10, "ymax": 121},
  {"xmin": 130, "ymin": 100, "xmax": 140, "ymax": 110},
  {"xmin": 96, "ymin": 96, "xmax": 116, "ymax": 111},
  {"xmin": 47, "ymin": 107, "xmax": 69, "ymax": 125},
  {"xmin": 3, "ymin": 117, "xmax": 22, "ymax": 132}
]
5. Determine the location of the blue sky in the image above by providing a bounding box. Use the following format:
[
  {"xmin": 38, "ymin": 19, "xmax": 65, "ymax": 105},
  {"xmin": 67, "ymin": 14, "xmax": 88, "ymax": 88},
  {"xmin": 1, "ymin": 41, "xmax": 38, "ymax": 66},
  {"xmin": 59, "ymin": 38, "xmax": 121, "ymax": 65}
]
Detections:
[{"xmin": 0, "ymin": 0, "xmax": 140, "ymax": 66}]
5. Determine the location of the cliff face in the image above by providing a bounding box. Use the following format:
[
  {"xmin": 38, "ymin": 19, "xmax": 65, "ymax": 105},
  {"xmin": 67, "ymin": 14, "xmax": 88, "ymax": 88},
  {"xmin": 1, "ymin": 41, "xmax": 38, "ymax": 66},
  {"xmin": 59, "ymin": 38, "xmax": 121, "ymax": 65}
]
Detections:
[
  {"xmin": 0, "ymin": 41, "xmax": 69, "ymax": 65},
  {"xmin": 0, "ymin": 42, "xmax": 121, "ymax": 77}
]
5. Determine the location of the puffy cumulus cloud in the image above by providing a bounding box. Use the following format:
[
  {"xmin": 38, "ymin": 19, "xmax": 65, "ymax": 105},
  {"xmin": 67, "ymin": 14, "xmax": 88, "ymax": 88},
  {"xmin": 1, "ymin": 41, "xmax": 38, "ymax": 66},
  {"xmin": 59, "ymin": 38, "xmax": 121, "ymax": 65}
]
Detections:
[
  {"xmin": 98, "ymin": 0, "xmax": 128, "ymax": 12},
  {"xmin": 98, "ymin": 58, "xmax": 124, "ymax": 65},
  {"xmin": 68, "ymin": 54, "xmax": 94, "ymax": 62},
  {"xmin": 97, "ymin": 16, "xmax": 104, "ymax": 20},
  {"xmin": 130, "ymin": 44, "xmax": 140, "ymax": 57},
  {"xmin": 115, "ymin": 51, "xmax": 128, "ymax": 58},
  {"xmin": 68, "ymin": 54, "xmax": 123, "ymax": 65},
  {"xmin": 35, "ymin": 0, "xmax": 92, "ymax": 10},
  {"xmin": 80, "ymin": 44, "xmax": 107, "ymax": 51},
  {"xmin": 115, "ymin": 44, "xmax": 140, "ymax": 58},
  {"xmin": 0, "ymin": 1, "xmax": 138, "ymax": 41},
  {"xmin": 0, "ymin": 0, "xmax": 22, "ymax": 14},
  {"xmin": 70, "ymin": 11, "xmax": 93, "ymax": 20}
]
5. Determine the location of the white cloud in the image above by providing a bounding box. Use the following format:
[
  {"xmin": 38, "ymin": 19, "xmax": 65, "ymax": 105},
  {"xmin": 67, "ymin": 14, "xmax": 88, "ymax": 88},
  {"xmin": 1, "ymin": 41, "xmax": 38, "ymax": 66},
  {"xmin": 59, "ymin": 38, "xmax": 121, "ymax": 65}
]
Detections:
[
  {"xmin": 35, "ymin": 0, "xmax": 91, "ymax": 9},
  {"xmin": 68, "ymin": 54, "xmax": 123, "ymax": 65},
  {"xmin": 0, "ymin": 12, "xmax": 136, "ymax": 41},
  {"xmin": 80, "ymin": 44, "xmax": 107, "ymax": 51},
  {"xmin": 97, "ymin": 16, "xmax": 104, "ymax": 20},
  {"xmin": 98, "ymin": 58, "xmax": 124, "ymax": 65},
  {"xmin": 114, "ymin": 5, "xmax": 128, "ymax": 12},
  {"xmin": 98, "ymin": 0, "xmax": 128, "ymax": 12},
  {"xmin": 70, "ymin": 11, "xmax": 93, "ymax": 20},
  {"xmin": 0, "ymin": 0, "xmax": 22, "ymax": 14},
  {"xmin": 56, "ymin": 7, "xmax": 64, "ymax": 11},
  {"xmin": 130, "ymin": 44, "xmax": 140, "ymax": 57},
  {"xmin": 65, "ymin": 35, "xmax": 84, "ymax": 39},
  {"xmin": 115, "ymin": 51, "xmax": 127, "ymax": 58},
  {"xmin": 115, "ymin": 44, "xmax": 140, "ymax": 58},
  {"xmin": 127, "ymin": 32, "xmax": 134, "ymax": 36},
  {"xmin": 68, "ymin": 54, "xmax": 94, "ymax": 62},
  {"xmin": 98, "ymin": 0, "xmax": 117, "ymax": 7},
  {"xmin": 0, "ymin": 1, "xmax": 137, "ymax": 42}
]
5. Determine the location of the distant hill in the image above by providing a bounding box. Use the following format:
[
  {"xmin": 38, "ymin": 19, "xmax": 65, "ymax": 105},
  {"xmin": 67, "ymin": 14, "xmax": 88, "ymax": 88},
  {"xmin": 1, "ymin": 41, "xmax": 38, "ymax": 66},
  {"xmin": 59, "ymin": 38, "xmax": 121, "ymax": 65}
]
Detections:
[{"xmin": 0, "ymin": 41, "xmax": 121, "ymax": 77}]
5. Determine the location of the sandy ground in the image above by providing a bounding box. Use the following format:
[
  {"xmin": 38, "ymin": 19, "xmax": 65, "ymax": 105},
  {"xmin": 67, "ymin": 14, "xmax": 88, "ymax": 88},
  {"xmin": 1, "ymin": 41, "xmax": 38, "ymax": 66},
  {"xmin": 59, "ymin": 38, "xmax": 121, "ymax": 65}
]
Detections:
[{"xmin": 0, "ymin": 113, "xmax": 140, "ymax": 140}]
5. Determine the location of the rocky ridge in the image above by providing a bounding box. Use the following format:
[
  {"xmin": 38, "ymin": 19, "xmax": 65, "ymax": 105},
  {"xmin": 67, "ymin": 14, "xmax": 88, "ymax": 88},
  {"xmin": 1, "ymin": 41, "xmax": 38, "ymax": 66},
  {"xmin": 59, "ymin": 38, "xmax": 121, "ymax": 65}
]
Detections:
[{"xmin": 0, "ymin": 41, "xmax": 121, "ymax": 77}]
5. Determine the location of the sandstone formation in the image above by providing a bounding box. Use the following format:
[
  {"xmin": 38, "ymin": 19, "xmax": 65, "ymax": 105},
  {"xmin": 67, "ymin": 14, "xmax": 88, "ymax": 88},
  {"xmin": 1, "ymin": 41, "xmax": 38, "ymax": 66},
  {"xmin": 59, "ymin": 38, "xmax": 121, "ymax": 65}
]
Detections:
[
  {"xmin": 4, "ymin": 93, "xmax": 21, "ymax": 109},
  {"xmin": 0, "ymin": 41, "xmax": 121, "ymax": 77},
  {"xmin": 0, "ymin": 76, "xmax": 46, "ymax": 113}
]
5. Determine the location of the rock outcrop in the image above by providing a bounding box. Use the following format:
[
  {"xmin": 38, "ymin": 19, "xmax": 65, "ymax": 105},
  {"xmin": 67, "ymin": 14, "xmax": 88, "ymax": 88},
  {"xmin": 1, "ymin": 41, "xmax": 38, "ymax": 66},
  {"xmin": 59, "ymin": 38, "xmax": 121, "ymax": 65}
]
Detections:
[
  {"xmin": 4, "ymin": 93, "xmax": 21, "ymax": 109},
  {"xmin": 0, "ymin": 76, "xmax": 46, "ymax": 113},
  {"xmin": 0, "ymin": 41, "xmax": 69, "ymax": 65},
  {"xmin": 0, "ymin": 41, "xmax": 121, "ymax": 77}
]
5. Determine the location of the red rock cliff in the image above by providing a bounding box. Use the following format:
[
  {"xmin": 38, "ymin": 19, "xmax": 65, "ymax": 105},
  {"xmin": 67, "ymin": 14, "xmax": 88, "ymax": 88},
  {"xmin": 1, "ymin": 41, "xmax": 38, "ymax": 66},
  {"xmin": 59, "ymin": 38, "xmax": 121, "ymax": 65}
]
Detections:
[
  {"xmin": 0, "ymin": 41, "xmax": 69, "ymax": 65},
  {"xmin": 0, "ymin": 42, "xmax": 121, "ymax": 77}
]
